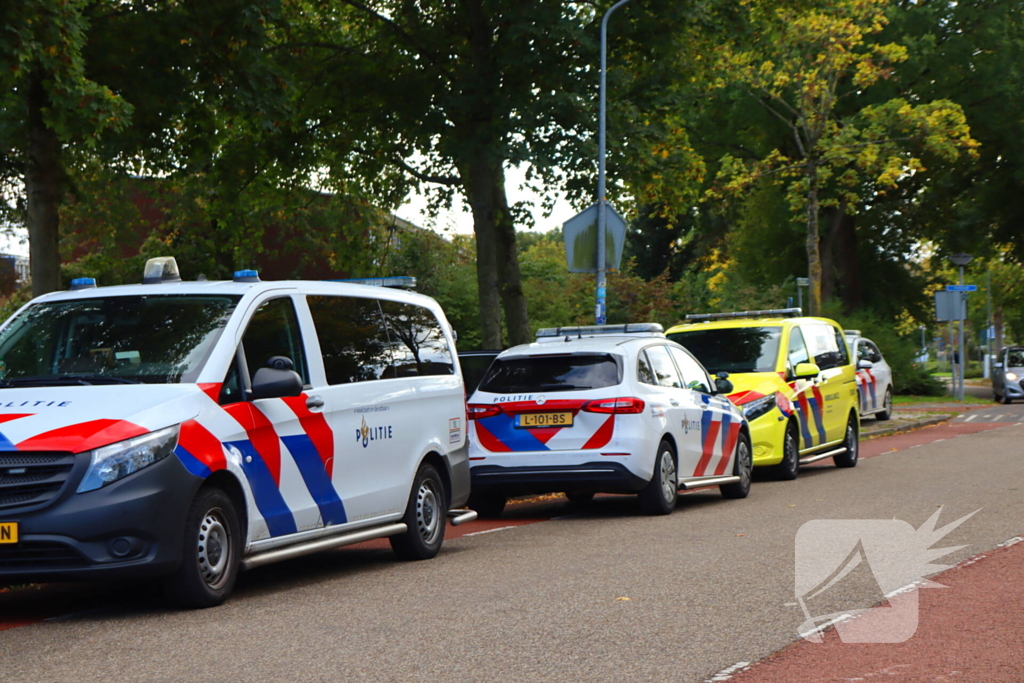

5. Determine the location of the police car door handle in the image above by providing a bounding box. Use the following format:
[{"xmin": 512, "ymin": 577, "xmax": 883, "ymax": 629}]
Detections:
[
  {"xmin": 669, "ymin": 399, "xmax": 680, "ymax": 406},
  {"xmin": 306, "ymin": 395, "xmax": 325, "ymax": 410}
]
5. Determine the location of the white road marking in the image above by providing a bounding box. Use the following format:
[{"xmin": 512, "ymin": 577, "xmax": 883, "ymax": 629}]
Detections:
[
  {"xmin": 462, "ymin": 525, "xmax": 518, "ymax": 537},
  {"xmin": 705, "ymin": 661, "xmax": 752, "ymax": 682},
  {"xmin": 964, "ymin": 414, "xmax": 977, "ymax": 422}
]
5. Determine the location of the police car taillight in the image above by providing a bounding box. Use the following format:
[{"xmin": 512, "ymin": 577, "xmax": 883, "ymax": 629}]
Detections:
[
  {"xmin": 467, "ymin": 404, "xmax": 502, "ymax": 420},
  {"xmin": 583, "ymin": 397, "xmax": 646, "ymax": 414}
]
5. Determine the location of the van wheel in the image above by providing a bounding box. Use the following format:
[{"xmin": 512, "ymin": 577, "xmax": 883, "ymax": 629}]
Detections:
[
  {"xmin": 638, "ymin": 439, "xmax": 677, "ymax": 516},
  {"xmin": 770, "ymin": 421, "xmax": 800, "ymax": 481},
  {"xmin": 163, "ymin": 488, "xmax": 241, "ymax": 609},
  {"xmin": 391, "ymin": 463, "xmax": 447, "ymax": 561},
  {"xmin": 833, "ymin": 415, "xmax": 859, "ymax": 468},
  {"xmin": 720, "ymin": 432, "xmax": 752, "ymax": 499},
  {"xmin": 875, "ymin": 388, "xmax": 893, "ymax": 421},
  {"xmin": 468, "ymin": 492, "xmax": 507, "ymax": 519},
  {"xmin": 389, "ymin": 464, "xmax": 446, "ymax": 561}
]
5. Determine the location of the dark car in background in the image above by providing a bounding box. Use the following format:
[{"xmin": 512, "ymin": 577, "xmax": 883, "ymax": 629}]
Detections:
[{"xmin": 458, "ymin": 350, "xmax": 501, "ymax": 395}]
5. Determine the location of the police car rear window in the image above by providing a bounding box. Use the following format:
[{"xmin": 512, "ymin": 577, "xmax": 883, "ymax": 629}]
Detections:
[{"xmin": 478, "ymin": 353, "xmax": 622, "ymax": 393}]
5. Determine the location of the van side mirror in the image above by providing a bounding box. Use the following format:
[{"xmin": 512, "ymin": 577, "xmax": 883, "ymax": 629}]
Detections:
[
  {"xmin": 250, "ymin": 366, "xmax": 303, "ymax": 400},
  {"xmin": 857, "ymin": 359, "xmax": 874, "ymax": 370},
  {"xmin": 713, "ymin": 372, "xmax": 733, "ymax": 395},
  {"xmin": 793, "ymin": 362, "xmax": 820, "ymax": 380}
]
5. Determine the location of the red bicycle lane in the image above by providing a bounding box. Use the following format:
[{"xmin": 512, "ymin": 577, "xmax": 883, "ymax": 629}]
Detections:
[{"xmin": 720, "ymin": 535, "xmax": 1024, "ymax": 682}]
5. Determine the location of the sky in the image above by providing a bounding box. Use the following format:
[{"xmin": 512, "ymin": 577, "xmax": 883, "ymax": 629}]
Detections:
[{"xmin": 394, "ymin": 164, "xmax": 582, "ymax": 236}]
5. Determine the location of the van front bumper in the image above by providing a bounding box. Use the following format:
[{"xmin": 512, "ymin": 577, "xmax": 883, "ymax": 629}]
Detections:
[{"xmin": 0, "ymin": 453, "xmax": 201, "ymax": 583}]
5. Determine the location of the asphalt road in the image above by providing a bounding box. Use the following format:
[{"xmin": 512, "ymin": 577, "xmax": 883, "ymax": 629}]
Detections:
[{"xmin": 2, "ymin": 408, "xmax": 1023, "ymax": 683}]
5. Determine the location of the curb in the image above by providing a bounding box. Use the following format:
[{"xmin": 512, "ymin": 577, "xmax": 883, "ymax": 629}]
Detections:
[{"xmin": 862, "ymin": 414, "xmax": 952, "ymax": 441}]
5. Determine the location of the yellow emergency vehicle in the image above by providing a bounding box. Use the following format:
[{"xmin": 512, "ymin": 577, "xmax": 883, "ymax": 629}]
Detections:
[{"xmin": 666, "ymin": 309, "xmax": 859, "ymax": 479}]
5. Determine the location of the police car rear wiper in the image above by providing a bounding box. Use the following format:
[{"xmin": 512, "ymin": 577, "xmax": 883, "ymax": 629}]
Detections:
[
  {"xmin": 538, "ymin": 384, "xmax": 592, "ymax": 391},
  {"xmin": 2, "ymin": 375, "xmax": 142, "ymax": 386}
]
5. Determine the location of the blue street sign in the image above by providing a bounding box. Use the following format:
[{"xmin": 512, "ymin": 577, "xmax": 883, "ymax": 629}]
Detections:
[{"xmin": 946, "ymin": 284, "xmax": 977, "ymax": 292}]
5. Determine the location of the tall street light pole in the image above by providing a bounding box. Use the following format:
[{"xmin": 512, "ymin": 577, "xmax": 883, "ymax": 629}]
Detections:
[
  {"xmin": 950, "ymin": 253, "xmax": 973, "ymax": 401},
  {"xmin": 595, "ymin": 0, "xmax": 631, "ymax": 325}
]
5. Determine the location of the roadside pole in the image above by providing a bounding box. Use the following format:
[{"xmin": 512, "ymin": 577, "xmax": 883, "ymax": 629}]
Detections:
[
  {"xmin": 595, "ymin": 0, "xmax": 632, "ymax": 324},
  {"xmin": 949, "ymin": 253, "xmax": 974, "ymax": 402}
]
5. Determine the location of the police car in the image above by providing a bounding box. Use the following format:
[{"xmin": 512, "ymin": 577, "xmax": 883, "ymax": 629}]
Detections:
[
  {"xmin": 844, "ymin": 331, "xmax": 894, "ymax": 420},
  {"xmin": 0, "ymin": 258, "xmax": 474, "ymax": 607},
  {"xmin": 466, "ymin": 324, "xmax": 752, "ymax": 517}
]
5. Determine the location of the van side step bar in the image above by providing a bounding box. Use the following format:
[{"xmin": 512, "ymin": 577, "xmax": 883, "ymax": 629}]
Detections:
[
  {"xmin": 678, "ymin": 475, "xmax": 740, "ymax": 490},
  {"xmin": 448, "ymin": 509, "xmax": 478, "ymax": 526},
  {"xmin": 242, "ymin": 523, "xmax": 408, "ymax": 571},
  {"xmin": 799, "ymin": 446, "xmax": 846, "ymax": 465}
]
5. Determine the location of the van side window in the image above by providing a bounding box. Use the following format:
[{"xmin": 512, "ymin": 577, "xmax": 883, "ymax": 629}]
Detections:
[
  {"xmin": 802, "ymin": 323, "xmax": 846, "ymax": 370},
  {"xmin": 241, "ymin": 297, "xmax": 309, "ymax": 385},
  {"xmin": 379, "ymin": 300, "xmax": 454, "ymax": 377},
  {"xmin": 307, "ymin": 295, "xmax": 392, "ymax": 384},
  {"xmin": 788, "ymin": 327, "xmax": 810, "ymax": 370}
]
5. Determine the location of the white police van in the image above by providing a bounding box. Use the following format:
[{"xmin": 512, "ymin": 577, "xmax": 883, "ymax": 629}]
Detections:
[
  {"xmin": 0, "ymin": 258, "xmax": 474, "ymax": 607},
  {"xmin": 466, "ymin": 324, "xmax": 752, "ymax": 517}
]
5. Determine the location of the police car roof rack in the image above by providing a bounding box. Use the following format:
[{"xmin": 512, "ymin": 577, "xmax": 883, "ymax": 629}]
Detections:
[
  {"xmin": 332, "ymin": 276, "xmax": 417, "ymax": 290},
  {"xmin": 535, "ymin": 323, "xmax": 665, "ymax": 342},
  {"xmin": 684, "ymin": 307, "xmax": 803, "ymax": 323}
]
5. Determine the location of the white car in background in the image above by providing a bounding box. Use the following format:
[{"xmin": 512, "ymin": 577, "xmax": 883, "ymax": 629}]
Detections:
[
  {"xmin": 466, "ymin": 324, "xmax": 752, "ymax": 518},
  {"xmin": 845, "ymin": 331, "xmax": 894, "ymax": 421}
]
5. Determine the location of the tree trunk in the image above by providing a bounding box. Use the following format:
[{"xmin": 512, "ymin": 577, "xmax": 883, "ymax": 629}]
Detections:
[
  {"xmin": 835, "ymin": 212, "xmax": 861, "ymax": 312},
  {"xmin": 820, "ymin": 207, "xmax": 840, "ymax": 304},
  {"xmin": 804, "ymin": 158, "xmax": 823, "ymax": 316},
  {"xmin": 459, "ymin": 160, "xmax": 503, "ymax": 349},
  {"xmin": 26, "ymin": 70, "xmax": 63, "ymax": 296}
]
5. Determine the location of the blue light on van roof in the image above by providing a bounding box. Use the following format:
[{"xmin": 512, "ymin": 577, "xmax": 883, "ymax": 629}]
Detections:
[
  {"xmin": 333, "ymin": 276, "xmax": 417, "ymax": 289},
  {"xmin": 233, "ymin": 269, "xmax": 260, "ymax": 283},
  {"xmin": 69, "ymin": 278, "xmax": 97, "ymax": 291}
]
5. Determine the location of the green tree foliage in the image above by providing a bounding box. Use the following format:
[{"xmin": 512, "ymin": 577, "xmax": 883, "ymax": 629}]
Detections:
[
  {"xmin": 712, "ymin": 0, "xmax": 978, "ymax": 316},
  {"xmin": 2, "ymin": 0, "xmax": 293, "ymax": 294}
]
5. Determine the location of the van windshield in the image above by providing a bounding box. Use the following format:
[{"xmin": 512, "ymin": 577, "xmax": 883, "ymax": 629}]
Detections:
[
  {"xmin": 667, "ymin": 327, "xmax": 782, "ymax": 374},
  {"xmin": 0, "ymin": 295, "xmax": 240, "ymax": 386}
]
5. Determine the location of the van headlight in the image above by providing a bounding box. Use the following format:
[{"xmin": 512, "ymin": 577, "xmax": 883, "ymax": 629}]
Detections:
[
  {"xmin": 77, "ymin": 425, "xmax": 180, "ymax": 493},
  {"xmin": 742, "ymin": 395, "xmax": 777, "ymax": 421}
]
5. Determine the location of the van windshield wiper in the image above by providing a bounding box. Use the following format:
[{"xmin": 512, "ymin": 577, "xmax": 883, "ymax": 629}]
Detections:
[{"xmin": 0, "ymin": 375, "xmax": 142, "ymax": 387}]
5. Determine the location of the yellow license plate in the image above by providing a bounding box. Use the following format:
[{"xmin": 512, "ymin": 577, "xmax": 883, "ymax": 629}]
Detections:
[
  {"xmin": 516, "ymin": 412, "xmax": 573, "ymax": 428},
  {"xmin": 0, "ymin": 522, "xmax": 17, "ymax": 544}
]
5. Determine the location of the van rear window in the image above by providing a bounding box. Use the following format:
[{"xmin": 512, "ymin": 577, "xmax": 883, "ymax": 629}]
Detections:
[{"xmin": 478, "ymin": 353, "xmax": 622, "ymax": 393}]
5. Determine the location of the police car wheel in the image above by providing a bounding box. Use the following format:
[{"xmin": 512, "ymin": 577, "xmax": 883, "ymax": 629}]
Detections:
[
  {"xmin": 875, "ymin": 388, "xmax": 893, "ymax": 421},
  {"xmin": 467, "ymin": 492, "xmax": 507, "ymax": 519},
  {"xmin": 833, "ymin": 415, "xmax": 859, "ymax": 468},
  {"xmin": 390, "ymin": 463, "xmax": 447, "ymax": 561},
  {"xmin": 639, "ymin": 439, "xmax": 677, "ymax": 516},
  {"xmin": 1000, "ymin": 393, "xmax": 1012, "ymax": 405},
  {"xmin": 721, "ymin": 432, "xmax": 752, "ymax": 499},
  {"xmin": 163, "ymin": 488, "xmax": 241, "ymax": 609},
  {"xmin": 771, "ymin": 421, "xmax": 800, "ymax": 481}
]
